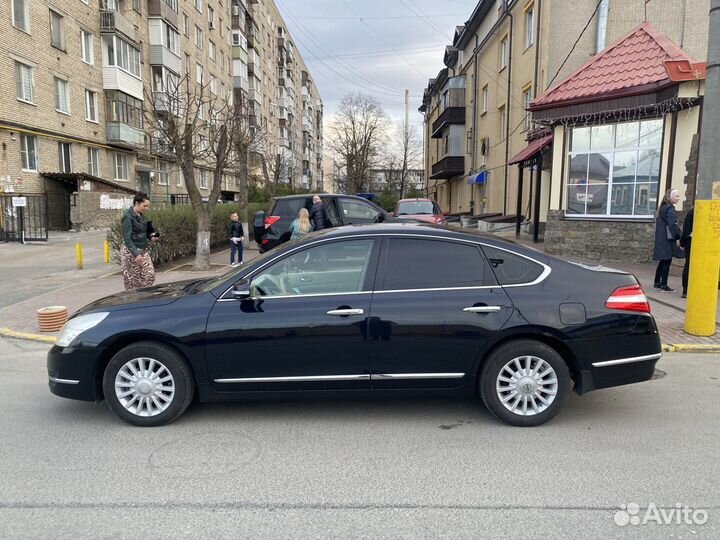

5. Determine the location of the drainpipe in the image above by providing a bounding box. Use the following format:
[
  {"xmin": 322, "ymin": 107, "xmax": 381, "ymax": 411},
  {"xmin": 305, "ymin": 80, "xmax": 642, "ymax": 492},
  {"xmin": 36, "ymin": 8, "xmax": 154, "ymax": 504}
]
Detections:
[
  {"xmin": 530, "ymin": 0, "xmax": 542, "ymax": 222},
  {"xmin": 471, "ymin": 35, "xmax": 479, "ymax": 213},
  {"xmin": 596, "ymin": 0, "xmax": 609, "ymax": 53},
  {"xmin": 503, "ymin": 2, "xmax": 514, "ymax": 215}
]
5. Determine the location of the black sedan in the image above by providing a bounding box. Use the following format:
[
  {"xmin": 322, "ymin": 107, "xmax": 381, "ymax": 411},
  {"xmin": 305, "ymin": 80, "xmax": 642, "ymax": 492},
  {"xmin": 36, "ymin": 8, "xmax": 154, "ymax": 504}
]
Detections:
[{"xmin": 48, "ymin": 224, "xmax": 662, "ymax": 427}]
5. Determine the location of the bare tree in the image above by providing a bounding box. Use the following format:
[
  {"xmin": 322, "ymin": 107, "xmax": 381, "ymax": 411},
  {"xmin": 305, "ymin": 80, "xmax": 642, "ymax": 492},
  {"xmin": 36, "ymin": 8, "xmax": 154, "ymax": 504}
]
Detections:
[
  {"xmin": 327, "ymin": 93, "xmax": 390, "ymax": 194},
  {"xmin": 260, "ymin": 147, "xmax": 293, "ymax": 194},
  {"xmin": 394, "ymin": 125, "xmax": 423, "ymax": 199},
  {"xmin": 145, "ymin": 74, "xmax": 261, "ymax": 269}
]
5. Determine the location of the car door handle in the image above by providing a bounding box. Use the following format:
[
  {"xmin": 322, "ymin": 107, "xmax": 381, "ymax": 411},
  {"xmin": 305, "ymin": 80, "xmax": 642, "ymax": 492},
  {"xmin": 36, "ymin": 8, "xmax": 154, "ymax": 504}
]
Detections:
[
  {"xmin": 327, "ymin": 308, "xmax": 364, "ymax": 316},
  {"xmin": 463, "ymin": 306, "xmax": 502, "ymax": 313}
]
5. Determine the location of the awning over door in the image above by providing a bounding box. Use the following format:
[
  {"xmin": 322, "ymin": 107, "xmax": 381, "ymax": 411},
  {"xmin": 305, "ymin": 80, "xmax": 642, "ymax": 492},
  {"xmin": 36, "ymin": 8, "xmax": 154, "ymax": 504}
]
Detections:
[{"xmin": 508, "ymin": 135, "xmax": 553, "ymax": 166}]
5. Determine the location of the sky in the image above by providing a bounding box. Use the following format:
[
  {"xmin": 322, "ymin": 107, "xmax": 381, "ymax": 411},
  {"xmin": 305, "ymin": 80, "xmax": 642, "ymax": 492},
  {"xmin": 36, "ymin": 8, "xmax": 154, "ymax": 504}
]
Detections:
[{"xmin": 275, "ymin": 0, "xmax": 478, "ymax": 136}]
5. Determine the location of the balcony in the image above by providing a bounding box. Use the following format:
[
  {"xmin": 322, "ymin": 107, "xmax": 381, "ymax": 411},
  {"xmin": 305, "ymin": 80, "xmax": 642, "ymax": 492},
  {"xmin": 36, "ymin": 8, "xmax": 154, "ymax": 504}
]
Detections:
[
  {"xmin": 231, "ymin": 15, "xmax": 243, "ymax": 28},
  {"xmin": 277, "ymin": 36, "xmax": 286, "ymax": 50},
  {"xmin": 102, "ymin": 66, "xmax": 143, "ymax": 100},
  {"xmin": 148, "ymin": 0, "xmax": 178, "ymax": 26},
  {"xmin": 249, "ymin": 88, "xmax": 260, "ymax": 103},
  {"xmin": 430, "ymin": 156, "xmax": 465, "ymax": 179},
  {"xmin": 278, "ymin": 136, "xmax": 289, "ymax": 148},
  {"xmin": 301, "ymin": 86, "xmax": 310, "ymax": 100},
  {"xmin": 233, "ymin": 75, "xmax": 249, "ymax": 90},
  {"xmin": 153, "ymin": 91, "xmax": 171, "ymax": 113},
  {"xmin": 147, "ymin": 136, "xmax": 175, "ymax": 157},
  {"xmin": 100, "ymin": 10, "xmax": 137, "ymax": 42},
  {"xmin": 149, "ymin": 46, "xmax": 182, "ymax": 75},
  {"xmin": 431, "ymin": 106, "xmax": 466, "ymax": 138},
  {"xmin": 106, "ymin": 122, "xmax": 144, "ymax": 148},
  {"xmin": 302, "ymin": 116, "xmax": 313, "ymax": 133}
]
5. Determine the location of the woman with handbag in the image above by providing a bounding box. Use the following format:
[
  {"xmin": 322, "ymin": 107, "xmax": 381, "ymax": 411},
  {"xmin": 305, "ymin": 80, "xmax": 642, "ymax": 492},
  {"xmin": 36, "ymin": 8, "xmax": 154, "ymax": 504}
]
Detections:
[{"xmin": 652, "ymin": 189, "xmax": 681, "ymax": 292}]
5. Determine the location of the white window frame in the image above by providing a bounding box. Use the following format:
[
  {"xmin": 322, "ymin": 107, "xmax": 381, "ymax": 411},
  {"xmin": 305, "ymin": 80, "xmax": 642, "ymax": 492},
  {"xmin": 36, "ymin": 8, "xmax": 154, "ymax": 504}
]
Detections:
[
  {"xmin": 15, "ymin": 61, "xmax": 34, "ymax": 104},
  {"xmin": 498, "ymin": 104, "xmax": 506, "ymax": 139},
  {"xmin": 12, "ymin": 0, "xmax": 31, "ymax": 33},
  {"xmin": 525, "ymin": 5, "xmax": 534, "ymax": 49},
  {"xmin": 209, "ymin": 39, "xmax": 216, "ymax": 61},
  {"xmin": 499, "ymin": 36, "xmax": 508, "ymax": 70},
  {"xmin": 157, "ymin": 161, "xmax": 169, "ymax": 186},
  {"xmin": 183, "ymin": 12, "xmax": 189, "ymax": 36},
  {"xmin": 200, "ymin": 168, "xmax": 208, "ymax": 189},
  {"xmin": 20, "ymin": 134, "xmax": 38, "ymax": 171},
  {"xmin": 522, "ymin": 87, "xmax": 533, "ymax": 130},
  {"xmin": 565, "ymin": 119, "xmax": 665, "ymax": 218},
  {"xmin": 87, "ymin": 147, "xmax": 100, "ymax": 176},
  {"xmin": 195, "ymin": 25, "xmax": 203, "ymax": 49},
  {"xmin": 55, "ymin": 77, "xmax": 70, "ymax": 114},
  {"xmin": 194, "ymin": 0, "xmax": 202, "ymax": 13},
  {"xmin": 208, "ymin": 6, "xmax": 215, "ymax": 28},
  {"xmin": 114, "ymin": 152, "xmax": 129, "ymax": 180},
  {"xmin": 50, "ymin": 9, "xmax": 65, "ymax": 50},
  {"xmin": 196, "ymin": 62, "xmax": 204, "ymax": 84},
  {"xmin": 105, "ymin": 35, "xmax": 142, "ymax": 78},
  {"xmin": 185, "ymin": 53, "xmax": 191, "ymax": 74},
  {"xmin": 81, "ymin": 30, "xmax": 94, "ymax": 64},
  {"xmin": 210, "ymin": 76, "xmax": 217, "ymax": 95},
  {"xmin": 163, "ymin": 21, "xmax": 180, "ymax": 55},
  {"xmin": 85, "ymin": 89, "xmax": 98, "ymax": 122},
  {"xmin": 58, "ymin": 142, "xmax": 72, "ymax": 173},
  {"xmin": 481, "ymin": 85, "xmax": 488, "ymax": 114}
]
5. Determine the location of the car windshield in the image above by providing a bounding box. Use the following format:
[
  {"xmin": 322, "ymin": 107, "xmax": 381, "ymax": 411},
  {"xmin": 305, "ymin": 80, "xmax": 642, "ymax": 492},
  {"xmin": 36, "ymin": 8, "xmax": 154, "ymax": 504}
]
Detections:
[{"xmin": 397, "ymin": 201, "xmax": 434, "ymax": 215}]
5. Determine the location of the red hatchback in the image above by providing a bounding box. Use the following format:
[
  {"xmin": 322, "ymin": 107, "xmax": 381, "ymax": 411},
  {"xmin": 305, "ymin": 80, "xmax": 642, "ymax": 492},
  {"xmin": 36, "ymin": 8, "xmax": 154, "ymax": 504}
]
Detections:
[{"xmin": 392, "ymin": 198, "xmax": 446, "ymax": 224}]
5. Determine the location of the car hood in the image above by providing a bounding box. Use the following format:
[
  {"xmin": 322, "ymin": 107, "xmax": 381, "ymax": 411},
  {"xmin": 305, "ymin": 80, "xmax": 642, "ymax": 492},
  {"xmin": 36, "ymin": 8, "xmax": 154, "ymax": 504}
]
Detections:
[
  {"xmin": 396, "ymin": 214, "xmax": 441, "ymax": 223},
  {"xmin": 75, "ymin": 278, "xmax": 204, "ymax": 315}
]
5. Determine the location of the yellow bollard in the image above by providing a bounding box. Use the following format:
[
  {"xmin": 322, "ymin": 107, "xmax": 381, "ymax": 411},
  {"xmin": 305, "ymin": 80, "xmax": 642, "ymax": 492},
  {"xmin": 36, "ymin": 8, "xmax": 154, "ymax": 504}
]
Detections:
[
  {"xmin": 76, "ymin": 243, "xmax": 83, "ymax": 270},
  {"xmin": 104, "ymin": 240, "xmax": 110, "ymax": 264},
  {"xmin": 684, "ymin": 199, "xmax": 720, "ymax": 336}
]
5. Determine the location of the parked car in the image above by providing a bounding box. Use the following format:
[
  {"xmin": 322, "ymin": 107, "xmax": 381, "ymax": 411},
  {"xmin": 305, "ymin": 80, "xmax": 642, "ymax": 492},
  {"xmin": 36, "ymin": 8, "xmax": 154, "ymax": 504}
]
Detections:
[
  {"xmin": 48, "ymin": 223, "xmax": 661, "ymax": 427},
  {"xmin": 392, "ymin": 198, "xmax": 447, "ymax": 225},
  {"xmin": 253, "ymin": 194, "xmax": 394, "ymax": 252}
]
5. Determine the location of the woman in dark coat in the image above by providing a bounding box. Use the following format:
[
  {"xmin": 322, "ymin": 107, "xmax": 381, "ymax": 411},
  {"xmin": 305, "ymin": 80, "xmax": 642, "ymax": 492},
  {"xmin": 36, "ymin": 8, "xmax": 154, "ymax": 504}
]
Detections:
[{"xmin": 653, "ymin": 189, "xmax": 681, "ymax": 292}]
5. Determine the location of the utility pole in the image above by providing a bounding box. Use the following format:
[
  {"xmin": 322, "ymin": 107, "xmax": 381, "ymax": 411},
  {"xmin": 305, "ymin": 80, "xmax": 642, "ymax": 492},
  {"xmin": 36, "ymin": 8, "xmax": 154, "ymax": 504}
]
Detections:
[
  {"xmin": 404, "ymin": 89, "xmax": 410, "ymax": 140},
  {"xmin": 685, "ymin": 0, "xmax": 720, "ymax": 336}
]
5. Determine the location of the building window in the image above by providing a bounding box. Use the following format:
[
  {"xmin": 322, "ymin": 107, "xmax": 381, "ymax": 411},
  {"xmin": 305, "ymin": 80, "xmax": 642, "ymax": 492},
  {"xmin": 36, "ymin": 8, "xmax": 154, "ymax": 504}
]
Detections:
[
  {"xmin": 183, "ymin": 12, "xmax": 189, "ymax": 36},
  {"xmin": 522, "ymin": 86, "xmax": 533, "ymax": 130},
  {"xmin": 50, "ymin": 10, "xmax": 65, "ymax": 50},
  {"xmin": 196, "ymin": 62, "xmax": 204, "ymax": 83},
  {"xmin": 104, "ymin": 35, "xmax": 142, "ymax": 78},
  {"xmin": 13, "ymin": 0, "xmax": 30, "ymax": 32},
  {"xmin": 498, "ymin": 104, "xmax": 506, "ymax": 139},
  {"xmin": 185, "ymin": 53, "xmax": 191, "ymax": 74},
  {"xmin": 481, "ymin": 85, "xmax": 488, "ymax": 114},
  {"xmin": 525, "ymin": 4, "xmax": 534, "ymax": 48},
  {"xmin": 566, "ymin": 119, "xmax": 664, "ymax": 217},
  {"xmin": 105, "ymin": 90, "xmax": 143, "ymax": 129},
  {"xmin": 58, "ymin": 142, "xmax": 72, "ymax": 173},
  {"xmin": 208, "ymin": 6, "xmax": 215, "ymax": 28},
  {"xmin": 200, "ymin": 168, "xmax": 208, "ymax": 189},
  {"xmin": 81, "ymin": 30, "xmax": 94, "ymax": 64},
  {"xmin": 194, "ymin": 0, "xmax": 202, "ymax": 13},
  {"xmin": 15, "ymin": 61, "xmax": 34, "ymax": 103},
  {"xmin": 163, "ymin": 0, "xmax": 178, "ymax": 12},
  {"xmin": 210, "ymin": 76, "xmax": 217, "ymax": 95},
  {"xmin": 20, "ymin": 134, "xmax": 37, "ymax": 171},
  {"xmin": 163, "ymin": 21, "xmax": 180, "ymax": 54},
  {"xmin": 85, "ymin": 89, "xmax": 98, "ymax": 121},
  {"xmin": 499, "ymin": 36, "xmax": 508, "ymax": 70},
  {"xmin": 195, "ymin": 25, "xmax": 203, "ymax": 48},
  {"xmin": 132, "ymin": 0, "xmax": 141, "ymax": 12},
  {"xmin": 481, "ymin": 137, "xmax": 489, "ymax": 167},
  {"xmin": 220, "ymin": 50, "xmax": 225, "ymax": 70},
  {"xmin": 157, "ymin": 161, "xmax": 169, "ymax": 185},
  {"xmin": 87, "ymin": 147, "xmax": 100, "ymax": 176},
  {"xmin": 114, "ymin": 153, "xmax": 129, "ymax": 180},
  {"xmin": 219, "ymin": 18, "xmax": 224, "ymax": 37},
  {"xmin": 209, "ymin": 40, "xmax": 216, "ymax": 61},
  {"xmin": 55, "ymin": 77, "xmax": 70, "ymax": 114}
]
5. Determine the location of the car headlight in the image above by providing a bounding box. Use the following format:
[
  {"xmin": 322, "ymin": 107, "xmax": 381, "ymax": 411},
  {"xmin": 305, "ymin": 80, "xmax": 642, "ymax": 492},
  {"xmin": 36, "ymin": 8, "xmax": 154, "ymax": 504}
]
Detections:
[{"xmin": 56, "ymin": 312, "xmax": 110, "ymax": 347}]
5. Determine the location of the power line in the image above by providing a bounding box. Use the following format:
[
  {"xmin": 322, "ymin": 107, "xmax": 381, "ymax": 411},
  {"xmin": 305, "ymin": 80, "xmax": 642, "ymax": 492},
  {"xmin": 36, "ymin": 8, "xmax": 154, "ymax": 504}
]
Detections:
[
  {"xmin": 292, "ymin": 13, "xmax": 469, "ymax": 20},
  {"xmin": 399, "ymin": 0, "xmax": 454, "ymax": 41}
]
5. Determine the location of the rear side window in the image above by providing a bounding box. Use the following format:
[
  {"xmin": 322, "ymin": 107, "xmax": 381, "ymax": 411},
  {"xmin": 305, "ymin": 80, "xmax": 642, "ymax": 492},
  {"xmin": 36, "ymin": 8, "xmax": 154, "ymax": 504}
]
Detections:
[
  {"xmin": 381, "ymin": 238, "xmax": 495, "ymax": 290},
  {"xmin": 273, "ymin": 198, "xmax": 306, "ymax": 217},
  {"xmin": 481, "ymin": 245, "xmax": 545, "ymax": 285}
]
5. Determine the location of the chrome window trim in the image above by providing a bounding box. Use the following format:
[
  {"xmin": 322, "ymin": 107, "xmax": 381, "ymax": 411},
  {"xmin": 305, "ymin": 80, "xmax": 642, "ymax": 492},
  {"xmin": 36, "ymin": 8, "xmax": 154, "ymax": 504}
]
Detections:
[
  {"xmin": 218, "ymin": 232, "xmax": 551, "ymax": 300},
  {"xmin": 372, "ymin": 372, "xmax": 465, "ymax": 380},
  {"xmin": 217, "ymin": 291, "xmax": 373, "ymax": 302},
  {"xmin": 48, "ymin": 376, "xmax": 80, "ymax": 385},
  {"xmin": 215, "ymin": 374, "xmax": 371, "ymax": 383},
  {"xmin": 591, "ymin": 353, "xmax": 662, "ymax": 368},
  {"xmin": 375, "ymin": 285, "xmax": 497, "ymax": 294}
]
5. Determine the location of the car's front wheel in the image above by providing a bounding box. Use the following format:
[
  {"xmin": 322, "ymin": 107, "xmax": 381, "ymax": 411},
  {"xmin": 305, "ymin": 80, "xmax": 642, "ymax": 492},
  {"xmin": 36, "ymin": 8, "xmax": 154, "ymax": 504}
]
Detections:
[
  {"xmin": 102, "ymin": 341, "xmax": 195, "ymax": 427},
  {"xmin": 479, "ymin": 340, "xmax": 571, "ymax": 427}
]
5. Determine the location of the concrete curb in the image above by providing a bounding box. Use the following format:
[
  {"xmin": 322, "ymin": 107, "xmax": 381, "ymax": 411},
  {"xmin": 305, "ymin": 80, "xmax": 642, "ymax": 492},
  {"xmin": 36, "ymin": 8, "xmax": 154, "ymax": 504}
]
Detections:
[
  {"xmin": 662, "ymin": 343, "xmax": 720, "ymax": 353},
  {"xmin": 0, "ymin": 327, "xmax": 57, "ymax": 344}
]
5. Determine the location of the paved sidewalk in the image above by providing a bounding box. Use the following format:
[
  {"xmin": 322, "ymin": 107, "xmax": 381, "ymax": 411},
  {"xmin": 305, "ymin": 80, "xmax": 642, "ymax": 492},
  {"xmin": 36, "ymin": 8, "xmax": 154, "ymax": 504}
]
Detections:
[{"xmin": 491, "ymin": 228, "xmax": 720, "ymax": 351}]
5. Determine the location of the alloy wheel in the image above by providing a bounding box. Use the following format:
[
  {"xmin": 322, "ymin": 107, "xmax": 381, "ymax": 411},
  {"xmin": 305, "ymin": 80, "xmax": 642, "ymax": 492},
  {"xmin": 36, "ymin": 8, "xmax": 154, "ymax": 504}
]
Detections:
[
  {"xmin": 114, "ymin": 357, "xmax": 176, "ymax": 417},
  {"xmin": 496, "ymin": 355, "xmax": 558, "ymax": 416}
]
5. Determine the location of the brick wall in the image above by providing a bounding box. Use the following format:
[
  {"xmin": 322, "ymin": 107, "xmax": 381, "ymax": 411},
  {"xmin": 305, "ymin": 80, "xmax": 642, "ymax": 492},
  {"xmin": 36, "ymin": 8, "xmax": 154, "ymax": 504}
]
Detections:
[{"xmin": 70, "ymin": 191, "xmax": 132, "ymax": 231}]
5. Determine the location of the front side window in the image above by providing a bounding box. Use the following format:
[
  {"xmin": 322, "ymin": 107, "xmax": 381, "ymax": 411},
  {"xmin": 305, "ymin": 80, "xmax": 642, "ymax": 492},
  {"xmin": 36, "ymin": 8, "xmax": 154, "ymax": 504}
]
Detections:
[
  {"xmin": 81, "ymin": 30, "xmax": 94, "ymax": 64},
  {"xmin": 114, "ymin": 153, "xmax": 129, "ymax": 180},
  {"xmin": 50, "ymin": 10, "xmax": 65, "ymax": 50},
  {"xmin": 87, "ymin": 147, "xmax": 100, "ymax": 176},
  {"xmin": 499, "ymin": 36, "xmax": 508, "ymax": 70},
  {"xmin": 15, "ymin": 61, "xmax": 34, "ymax": 103},
  {"xmin": 251, "ymin": 239, "xmax": 375, "ymax": 297},
  {"xmin": 20, "ymin": 134, "xmax": 37, "ymax": 171},
  {"xmin": 382, "ymin": 238, "xmax": 492, "ymax": 291},
  {"xmin": 339, "ymin": 199, "xmax": 380, "ymax": 221},
  {"xmin": 55, "ymin": 78, "xmax": 70, "ymax": 113},
  {"xmin": 566, "ymin": 119, "xmax": 663, "ymax": 217},
  {"xmin": 525, "ymin": 5, "xmax": 534, "ymax": 48},
  {"xmin": 85, "ymin": 89, "xmax": 98, "ymax": 121}
]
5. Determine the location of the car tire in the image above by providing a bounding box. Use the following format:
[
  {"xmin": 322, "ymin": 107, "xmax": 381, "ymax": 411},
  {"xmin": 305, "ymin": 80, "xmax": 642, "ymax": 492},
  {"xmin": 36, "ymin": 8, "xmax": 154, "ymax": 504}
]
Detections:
[
  {"xmin": 102, "ymin": 341, "xmax": 195, "ymax": 427},
  {"xmin": 479, "ymin": 339, "xmax": 570, "ymax": 427}
]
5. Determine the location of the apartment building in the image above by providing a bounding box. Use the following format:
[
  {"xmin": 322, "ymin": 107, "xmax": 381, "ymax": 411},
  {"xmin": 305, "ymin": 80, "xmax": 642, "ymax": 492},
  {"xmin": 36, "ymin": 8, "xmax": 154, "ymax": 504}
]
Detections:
[
  {"xmin": 230, "ymin": 0, "xmax": 323, "ymax": 191},
  {"xmin": 1, "ymin": 0, "xmax": 320, "ymax": 233},
  {"xmin": 369, "ymin": 168, "xmax": 425, "ymax": 195},
  {"xmin": 419, "ymin": 0, "xmax": 709, "ymax": 260}
]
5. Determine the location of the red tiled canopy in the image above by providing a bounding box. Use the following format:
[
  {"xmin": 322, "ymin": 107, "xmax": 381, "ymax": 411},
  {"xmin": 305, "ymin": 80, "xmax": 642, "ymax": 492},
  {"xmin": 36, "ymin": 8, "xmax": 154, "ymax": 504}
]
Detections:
[
  {"xmin": 508, "ymin": 135, "xmax": 553, "ymax": 165},
  {"xmin": 530, "ymin": 23, "xmax": 697, "ymax": 111}
]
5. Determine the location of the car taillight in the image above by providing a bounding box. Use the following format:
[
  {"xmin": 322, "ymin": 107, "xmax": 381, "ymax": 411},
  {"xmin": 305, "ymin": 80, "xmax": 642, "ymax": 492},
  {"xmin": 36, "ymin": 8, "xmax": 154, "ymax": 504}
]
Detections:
[
  {"xmin": 605, "ymin": 285, "xmax": 651, "ymax": 313},
  {"xmin": 434, "ymin": 216, "xmax": 444, "ymax": 224},
  {"xmin": 264, "ymin": 215, "xmax": 280, "ymax": 229},
  {"xmin": 261, "ymin": 239, "xmax": 269, "ymax": 244}
]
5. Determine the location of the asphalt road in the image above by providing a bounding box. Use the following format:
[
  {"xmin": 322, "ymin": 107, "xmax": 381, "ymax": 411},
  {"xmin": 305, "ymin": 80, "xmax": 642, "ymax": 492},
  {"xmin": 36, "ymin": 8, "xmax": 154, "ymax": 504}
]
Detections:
[{"xmin": 1, "ymin": 337, "xmax": 718, "ymax": 539}]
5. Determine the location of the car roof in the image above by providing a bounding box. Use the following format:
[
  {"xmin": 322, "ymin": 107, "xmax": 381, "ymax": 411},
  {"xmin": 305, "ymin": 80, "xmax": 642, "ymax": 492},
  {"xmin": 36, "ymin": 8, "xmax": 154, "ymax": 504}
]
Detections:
[
  {"xmin": 397, "ymin": 198, "xmax": 432, "ymax": 203},
  {"xmin": 274, "ymin": 194, "xmax": 369, "ymax": 201}
]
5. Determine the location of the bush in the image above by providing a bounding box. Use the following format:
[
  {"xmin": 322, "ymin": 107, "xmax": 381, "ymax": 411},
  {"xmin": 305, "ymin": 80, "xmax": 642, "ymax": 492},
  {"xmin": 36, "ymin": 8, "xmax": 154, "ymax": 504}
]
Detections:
[{"xmin": 107, "ymin": 204, "xmax": 242, "ymax": 267}]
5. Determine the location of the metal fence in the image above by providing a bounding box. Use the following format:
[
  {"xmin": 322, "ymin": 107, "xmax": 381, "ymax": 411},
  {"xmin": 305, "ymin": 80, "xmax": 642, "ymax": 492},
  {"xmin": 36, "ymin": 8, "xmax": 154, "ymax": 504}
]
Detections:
[{"xmin": 0, "ymin": 194, "xmax": 49, "ymax": 242}]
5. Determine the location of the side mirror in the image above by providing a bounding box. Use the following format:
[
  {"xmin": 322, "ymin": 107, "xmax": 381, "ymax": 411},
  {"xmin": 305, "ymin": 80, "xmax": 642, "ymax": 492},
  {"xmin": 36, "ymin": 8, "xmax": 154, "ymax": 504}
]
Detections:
[{"xmin": 231, "ymin": 278, "xmax": 252, "ymax": 300}]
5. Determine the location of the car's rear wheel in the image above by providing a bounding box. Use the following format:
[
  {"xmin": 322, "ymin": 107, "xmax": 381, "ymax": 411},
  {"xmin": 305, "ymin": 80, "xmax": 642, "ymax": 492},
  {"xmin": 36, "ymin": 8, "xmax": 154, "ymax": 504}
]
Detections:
[
  {"xmin": 479, "ymin": 340, "xmax": 570, "ymax": 427},
  {"xmin": 102, "ymin": 341, "xmax": 194, "ymax": 427}
]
